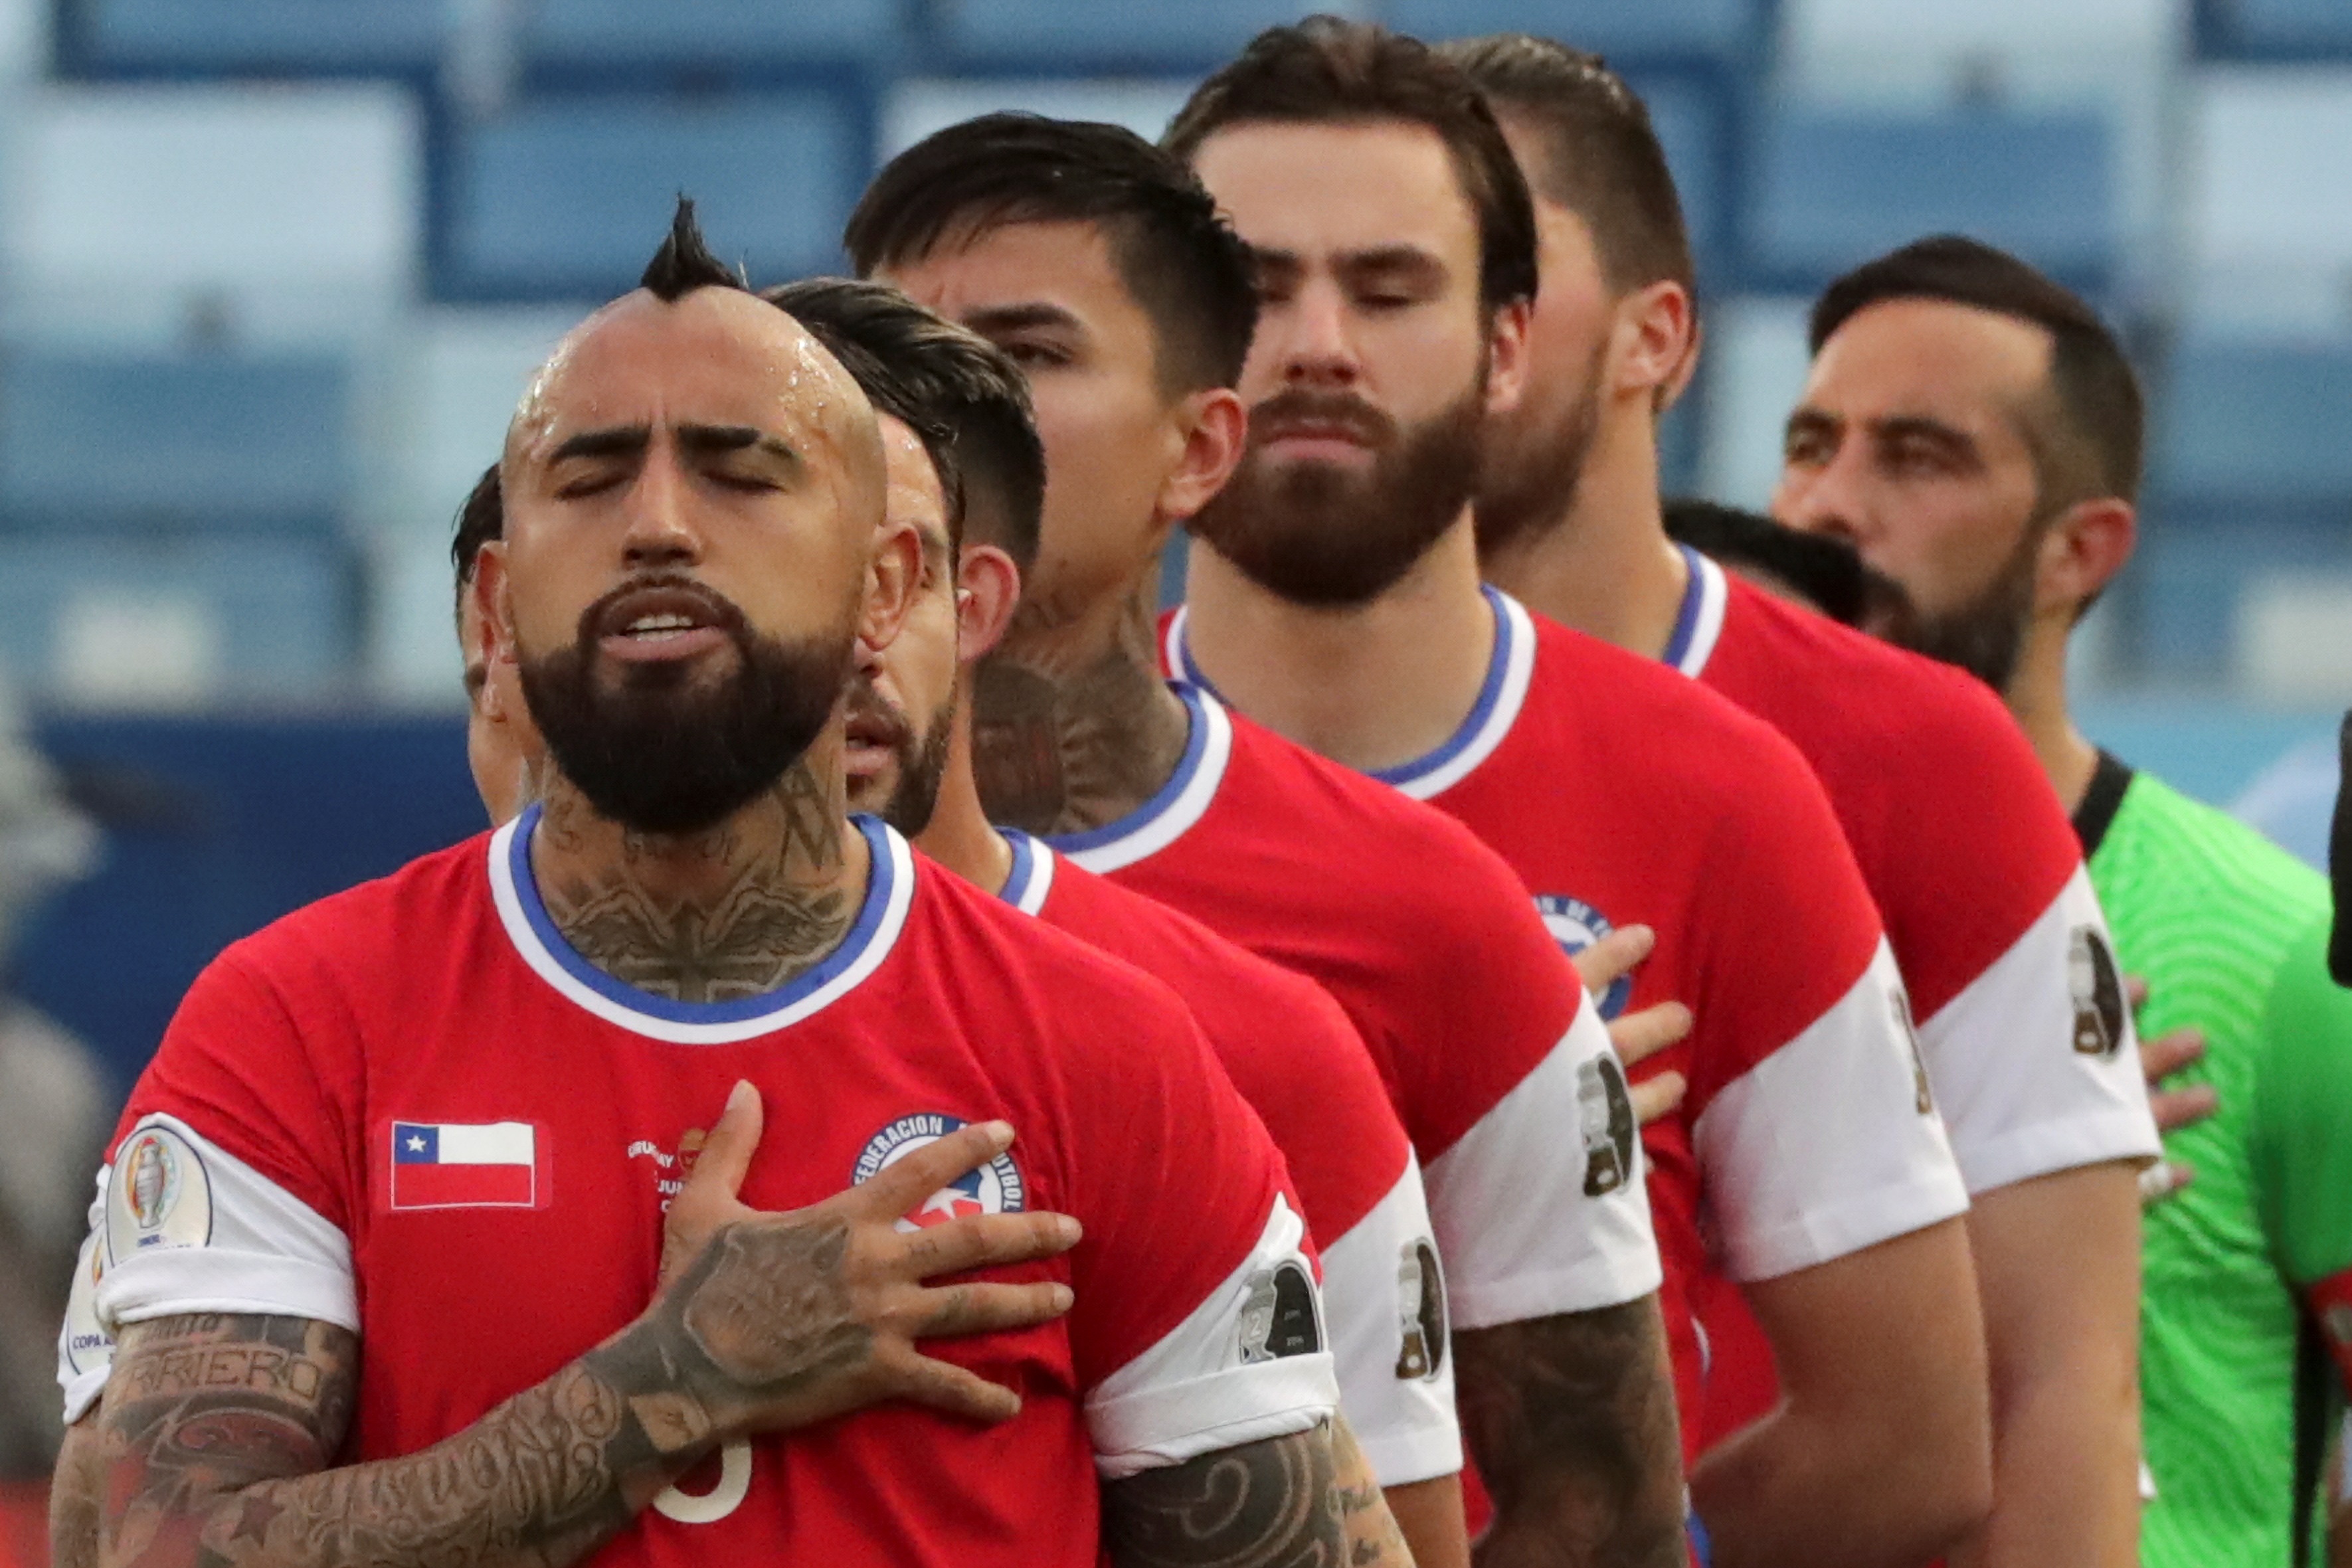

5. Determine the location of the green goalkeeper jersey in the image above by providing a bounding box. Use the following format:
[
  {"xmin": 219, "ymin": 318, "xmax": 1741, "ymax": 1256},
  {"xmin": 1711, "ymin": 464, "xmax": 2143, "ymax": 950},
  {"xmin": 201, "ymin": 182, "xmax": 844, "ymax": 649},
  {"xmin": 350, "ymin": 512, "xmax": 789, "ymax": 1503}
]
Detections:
[{"xmin": 2078, "ymin": 753, "xmax": 2352, "ymax": 1568}]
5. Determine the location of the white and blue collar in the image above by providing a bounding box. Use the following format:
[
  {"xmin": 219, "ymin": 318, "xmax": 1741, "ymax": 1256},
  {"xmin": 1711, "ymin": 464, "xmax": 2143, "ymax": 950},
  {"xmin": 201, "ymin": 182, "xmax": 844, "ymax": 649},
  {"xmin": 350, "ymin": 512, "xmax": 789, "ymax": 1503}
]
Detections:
[
  {"xmin": 488, "ymin": 804, "xmax": 915, "ymax": 1044},
  {"xmin": 1045, "ymin": 681, "xmax": 1233, "ymax": 875},
  {"xmin": 1663, "ymin": 545, "xmax": 1728, "ymax": 679},
  {"xmin": 1165, "ymin": 585, "xmax": 1534, "ymax": 803},
  {"xmin": 994, "ymin": 828, "xmax": 1056, "ymax": 916}
]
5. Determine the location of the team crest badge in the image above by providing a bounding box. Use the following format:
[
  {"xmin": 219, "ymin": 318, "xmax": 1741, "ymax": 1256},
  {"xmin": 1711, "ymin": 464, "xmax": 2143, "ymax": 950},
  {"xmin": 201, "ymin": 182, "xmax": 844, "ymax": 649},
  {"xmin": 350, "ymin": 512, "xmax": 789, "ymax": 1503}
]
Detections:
[
  {"xmin": 853, "ymin": 1113, "xmax": 1025, "ymax": 1232},
  {"xmin": 1578, "ymin": 1055, "xmax": 1637, "ymax": 1197},
  {"xmin": 1535, "ymin": 895, "xmax": 1631, "ymax": 1019},
  {"xmin": 103, "ymin": 1123, "xmax": 212, "ymax": 1266},
  {"xmin": 2068, "ymin": 926, "xmax": 2126, "ymax": 1059},
  {"xmin": 1239, "ymin": 1259, "xmax": 1323, "ymax": 1364},
  {"xmin": 1394, "ymin": 1239, "xmax": 1447, "ymax": 1383}
]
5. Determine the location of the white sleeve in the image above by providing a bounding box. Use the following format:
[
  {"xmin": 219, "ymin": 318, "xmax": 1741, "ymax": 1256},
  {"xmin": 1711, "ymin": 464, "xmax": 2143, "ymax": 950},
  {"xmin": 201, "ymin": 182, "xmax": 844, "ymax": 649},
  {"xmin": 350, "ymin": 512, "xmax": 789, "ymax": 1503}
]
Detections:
[
  {"xmin": 95, "ymin": 1112, "xmax": 357, "ymax": 1333},
  {"xmin": 1318, "ymin": 1154, "xmax": 1462, "ymax": 1488},
  {"xmin": 56, "ymin": 1167, "xmax": 112, "ymax": 1424},
  {"xmin": 1918, "ymin": 867, "xmax": 2162, "ymax": 1195},
  {"xmin": 1085, "ymin": 1193, "xmax": 1340, "ymax": 1481},
  {"xmin": 1424, "ymin": 992, "xmax": 1663, "ymax": 1332},
  {"xmin": 1697, "ymin": 942, "xmax": 1973, "ymax": 1281}
]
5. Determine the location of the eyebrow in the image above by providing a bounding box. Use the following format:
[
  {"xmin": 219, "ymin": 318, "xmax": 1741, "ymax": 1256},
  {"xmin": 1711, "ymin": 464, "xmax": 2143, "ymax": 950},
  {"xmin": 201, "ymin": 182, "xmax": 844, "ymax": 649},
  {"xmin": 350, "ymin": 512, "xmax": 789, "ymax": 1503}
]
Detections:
[
  {"xmin": 1868, "ymin": 414, "xmax": 1979, "ymax": 459},
  {"xmin": 547, "ymin": 426, "xmax": 650, "ymax": 465},
  {"xmin": 676, "ymin": 424, "xmax": 800, "ymax": 467},
  {"xmin": 961, "ymin": 302, "xmax": 1085, "ymax": 338}
]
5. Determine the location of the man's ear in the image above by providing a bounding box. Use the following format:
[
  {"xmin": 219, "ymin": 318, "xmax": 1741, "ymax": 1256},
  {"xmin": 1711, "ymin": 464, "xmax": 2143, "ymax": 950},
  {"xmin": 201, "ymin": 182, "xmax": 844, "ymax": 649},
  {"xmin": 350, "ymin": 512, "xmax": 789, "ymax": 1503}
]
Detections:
[
  {"xmin": 955, "ymin": 544, "xmax": 1025, "ymax": 664},
  {"xmin": 473, "ymin": 543, "xmax": 517, "ymax": 668},
  {"xmin": 2038, "ymin": 496, "xmax": 2137, "ymax": 618},
  {"xmin": 1485, "ymin": 297, "xmax": 1533, "ymax": 416},
  {"xmin": 1613, "ymin": 278, "xmax": 1698, "ymax": 412},
  {"xmin": 858, "ymin": 517, "xmax": 924, "ymax": 658},
  {"xmin": 1158, "ymin": 387, "xmax": 1248, "ymax": 525}
]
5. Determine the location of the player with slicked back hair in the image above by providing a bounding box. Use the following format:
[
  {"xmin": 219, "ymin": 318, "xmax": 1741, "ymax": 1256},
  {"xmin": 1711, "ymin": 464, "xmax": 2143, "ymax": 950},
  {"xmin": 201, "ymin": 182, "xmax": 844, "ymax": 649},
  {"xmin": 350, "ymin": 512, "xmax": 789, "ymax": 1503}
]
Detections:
[
  {"xmin": 1448, "ymin": 36, "xmax": 2161, "ymax": 1568},
  {"xmin": 59, "ymin": 200, "xmax": 1352, "ymax": 1568},
  {"xmin": 854, "ymin": 104, "xmax": 1679, "ymax": 1568},
  {"xmin": 1167, "ymin": 17, "xmax": 1991, "ymax": 1567}
]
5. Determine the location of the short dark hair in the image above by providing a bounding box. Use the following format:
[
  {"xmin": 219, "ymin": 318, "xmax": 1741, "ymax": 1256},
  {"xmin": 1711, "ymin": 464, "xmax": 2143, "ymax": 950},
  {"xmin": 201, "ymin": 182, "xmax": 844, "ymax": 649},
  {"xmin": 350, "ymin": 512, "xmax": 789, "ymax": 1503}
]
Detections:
[
  {"xmin": 766, "ymin": 278, "xmax": 1047, "ymax": 570},
  {"xmin": 1662, "ymin": 498, "xmax": 1868, "ymax": 626},
  {"xmin": 1441, "ymin": 34, "xmax": 1694, "ymax": 301},
  {"xmin": 451, "ymin": 462, "xmax": 503, "ymax": 608},
  {"xmin": 846, "ymin": 114, "xmax": 1257, "ymax": 395},
  {"xmin": 1165, "ymin": 15, "xmax": 1538, "ymax": 313},
  {"xmin": 640, "ymin": 195, "xmax": 748, "ymax": 302},
  {"xmin": 1811, "ymin": 235, "xmax": 2145, "ymax": 506}
]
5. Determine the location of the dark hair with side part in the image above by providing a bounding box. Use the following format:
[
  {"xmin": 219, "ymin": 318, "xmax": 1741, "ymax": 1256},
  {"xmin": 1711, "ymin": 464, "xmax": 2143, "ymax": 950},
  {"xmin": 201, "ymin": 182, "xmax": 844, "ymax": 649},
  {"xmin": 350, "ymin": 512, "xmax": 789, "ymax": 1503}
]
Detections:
[
  {"xmin": 1662, "ymin": 497, "xmax": 1869, "ymax": 627},
  {"xmin": 451, "ymin": 462, "xmax": 503, "ymax": 609},
  {"xmin": 765, "ymin": 278, "xmax": 1045, "ymax": 571},
  {"xmin": 1441, "ymin": 33, "xmax": 1694, "ymax": 302},
  {"xmin": 845, "ymin": 114, "xmax": 1258, "ymax": 395},
  {"xmin": 1164, "ymin": 15, "xmax": 1538, "ymax": 313},
  {"xmin": 1811, "ymin": 235, "xmax": 2145, "ymax": 507},
  {"xmin": 640, "ymin": 195, "xmax": 749, "ymax": 302}
]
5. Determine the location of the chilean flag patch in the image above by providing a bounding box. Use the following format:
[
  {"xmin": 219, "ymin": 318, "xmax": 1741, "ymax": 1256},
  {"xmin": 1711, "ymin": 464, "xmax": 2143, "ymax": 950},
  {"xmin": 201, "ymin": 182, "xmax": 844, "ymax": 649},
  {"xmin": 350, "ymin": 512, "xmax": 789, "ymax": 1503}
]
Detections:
[{"xmin": 390, "ymin": 1122, "xmax": 539, "ymax": 1210}]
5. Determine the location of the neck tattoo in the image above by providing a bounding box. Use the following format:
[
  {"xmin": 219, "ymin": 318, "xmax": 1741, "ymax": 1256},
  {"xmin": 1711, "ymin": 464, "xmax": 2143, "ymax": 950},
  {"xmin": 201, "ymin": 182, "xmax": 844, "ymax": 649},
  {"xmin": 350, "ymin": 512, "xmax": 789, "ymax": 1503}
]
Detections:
[{"xmin": 533, "ymin": 764, "xmax": 858, "ymax": 1005}]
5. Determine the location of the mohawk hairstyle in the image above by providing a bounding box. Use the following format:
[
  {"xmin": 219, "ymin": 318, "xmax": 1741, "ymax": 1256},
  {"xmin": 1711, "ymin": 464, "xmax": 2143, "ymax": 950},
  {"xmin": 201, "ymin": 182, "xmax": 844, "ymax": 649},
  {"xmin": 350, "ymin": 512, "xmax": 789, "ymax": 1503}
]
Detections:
[
  {"xmin": 766, "ymin": 278, "xmax": 1048, "ymax": 569},
  {"xmin": 846, "ymin": 113, "xmax": 1257, "ymax": 394},
  {"xmin": 640, "ymin": 195, "xmax": 749, "ymax": 302},
  {"xmin": 450, "ymin": 462, "xmax": 504, "ymax": 607},
  {"xmin": 1165, "ymin": 16, "xmax": 1538, "ymax": 313}
]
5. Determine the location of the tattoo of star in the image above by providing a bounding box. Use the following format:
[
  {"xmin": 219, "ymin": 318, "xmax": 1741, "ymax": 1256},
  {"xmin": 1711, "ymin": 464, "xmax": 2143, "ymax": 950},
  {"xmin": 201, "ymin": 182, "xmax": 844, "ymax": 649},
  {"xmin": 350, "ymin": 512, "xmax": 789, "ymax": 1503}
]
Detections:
[{"xmin": 229, "ymin": 1488, "xmax": 286, "ymax": 1545}]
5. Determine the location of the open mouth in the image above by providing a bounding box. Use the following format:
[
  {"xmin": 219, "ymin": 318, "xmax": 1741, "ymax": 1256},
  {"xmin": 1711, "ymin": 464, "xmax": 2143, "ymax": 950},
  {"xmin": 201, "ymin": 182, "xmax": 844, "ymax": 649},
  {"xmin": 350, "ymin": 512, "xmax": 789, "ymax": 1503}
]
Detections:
[
  {"xmin": 842, "ymin": 693, "xmax": 908, "ymax": 782},
  {"xmin": 591, "ymin": 581, "xmax": 736, "ymax": 664}
]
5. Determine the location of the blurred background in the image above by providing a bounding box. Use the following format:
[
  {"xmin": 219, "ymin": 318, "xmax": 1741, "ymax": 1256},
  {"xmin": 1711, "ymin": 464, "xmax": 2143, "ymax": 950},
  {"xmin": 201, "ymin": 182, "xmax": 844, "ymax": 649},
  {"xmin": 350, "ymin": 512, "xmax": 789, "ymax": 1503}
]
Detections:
[{"xmin": 0, "ymin": 1, "xmax": 2348, "ymax": 1531}]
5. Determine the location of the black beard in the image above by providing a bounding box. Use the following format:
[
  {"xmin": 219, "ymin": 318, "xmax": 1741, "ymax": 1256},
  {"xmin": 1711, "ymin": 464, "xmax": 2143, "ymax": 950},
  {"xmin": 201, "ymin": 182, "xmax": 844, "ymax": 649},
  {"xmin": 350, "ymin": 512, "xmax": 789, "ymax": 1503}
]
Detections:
[
  {"xmin": 1865, "ymin": 526, "xmax": 2042, "ymax": 694},
  {"xmin": 883, "ymin": 700, "xmax": 958, "ymax": 838},
  {"xmin": 1191, "ymin": 380, "xmax": 1485, "ymax": 608},
  {"xmin": 519, "ymin": 574, "xmax": 853, "ymax": 837},
  {"xmin": 1474, "ymin": 335, "xmax": 1607, "ymax": 558}
]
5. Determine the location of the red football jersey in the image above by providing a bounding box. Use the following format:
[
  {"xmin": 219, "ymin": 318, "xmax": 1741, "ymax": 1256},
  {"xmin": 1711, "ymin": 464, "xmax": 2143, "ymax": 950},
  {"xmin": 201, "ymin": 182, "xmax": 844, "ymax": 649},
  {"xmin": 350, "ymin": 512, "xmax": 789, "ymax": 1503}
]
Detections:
[
  {"xmin": 995, "ymin": 828, "xmax": 1458, "ymax": 1485},
  {"xmin": 1663, "ymin": 547, "xmax": 2158, "ymax": 1442},
  {"xmin": 1042, "ymin": 683, "xmax": 1662, "ymax": 1343},
  {"xmin": 1168, "ymin": 592, "xmax": 1969, "ymax": 1462},
  {"xmin": 88, "ymin": 812, "xmax": 1336, "ymax": 1566}
]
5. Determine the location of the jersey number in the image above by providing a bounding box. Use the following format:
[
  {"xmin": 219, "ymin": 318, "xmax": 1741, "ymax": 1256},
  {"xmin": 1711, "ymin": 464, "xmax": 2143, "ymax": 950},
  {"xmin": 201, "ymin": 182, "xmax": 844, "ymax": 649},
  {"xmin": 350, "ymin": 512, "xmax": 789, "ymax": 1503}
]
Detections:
[{"xmin": 651, "ymin": 1438, "xmax": 752, "ymax": 1524}]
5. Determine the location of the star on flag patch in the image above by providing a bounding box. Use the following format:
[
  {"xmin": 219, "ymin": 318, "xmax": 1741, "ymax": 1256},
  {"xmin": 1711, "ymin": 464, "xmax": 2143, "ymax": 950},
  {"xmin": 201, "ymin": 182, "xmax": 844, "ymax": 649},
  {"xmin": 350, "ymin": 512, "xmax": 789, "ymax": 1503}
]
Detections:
[{"xmin": 390, "ymin": 1121, "xmax": 540, "ymax": 1209}]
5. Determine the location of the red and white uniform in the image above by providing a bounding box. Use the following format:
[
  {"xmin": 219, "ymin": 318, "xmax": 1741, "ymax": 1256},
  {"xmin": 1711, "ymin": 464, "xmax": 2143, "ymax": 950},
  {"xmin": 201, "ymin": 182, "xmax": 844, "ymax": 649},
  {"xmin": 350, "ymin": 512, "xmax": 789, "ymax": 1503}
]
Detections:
[
  {"xmin": 75, "ymin": 810, "xmax": 1336, "ymax": 1566},
  {"xmin": 1041, "ymin": 683, "xmax": 1661, "ymax": 1344},
  {"xmin": 1168, "ymin": 591, "xmax": 1970, "ymax": 1462},
  {"xmin": 1661, "ymin": 546, "xmax": 2159, "ymax": 1442},
  {"xmin": 994, "ymin": 828, "xmax": 1456, "ymax": 1485}
]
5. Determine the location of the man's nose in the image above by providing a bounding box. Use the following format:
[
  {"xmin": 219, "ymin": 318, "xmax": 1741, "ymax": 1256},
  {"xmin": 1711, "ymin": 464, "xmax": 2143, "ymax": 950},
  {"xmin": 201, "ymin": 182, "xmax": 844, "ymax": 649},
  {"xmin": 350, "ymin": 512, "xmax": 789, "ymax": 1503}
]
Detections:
[
  {"xmin": 1276, "ymin": 282, "xmax": 1362, "ymax": 389},
  {"xmin": 620, "ymin": 452, "xmax": 704, "ymax": 568}
]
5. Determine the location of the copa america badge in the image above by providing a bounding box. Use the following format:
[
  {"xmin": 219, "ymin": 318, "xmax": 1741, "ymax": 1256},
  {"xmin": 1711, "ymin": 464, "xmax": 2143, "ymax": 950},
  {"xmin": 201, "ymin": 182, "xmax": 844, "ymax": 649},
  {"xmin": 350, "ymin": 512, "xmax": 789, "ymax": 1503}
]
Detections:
[{"xmin": 853, "ymin": 1113, "xmax": 1026, "ymax": 1232}]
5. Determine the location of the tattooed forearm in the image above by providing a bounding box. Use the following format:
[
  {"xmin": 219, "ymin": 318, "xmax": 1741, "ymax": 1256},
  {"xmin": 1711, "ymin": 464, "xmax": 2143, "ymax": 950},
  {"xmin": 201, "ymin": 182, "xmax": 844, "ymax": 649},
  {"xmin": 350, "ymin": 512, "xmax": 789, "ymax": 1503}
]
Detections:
[
  {"xmin": 972, "ymin": 580, "xmax": 1190, "ymax": 837},
  {"xmin": 1328, "ymin": 1416, "xmax": 1416, "ymax": 1568},
  {"xmin": 1103, "ymin": 1425, "xmax": 1348, "ymax": 1568},
  {"xmin": 1454, "ymin": 1300, "xmax": 1684, "ymax": 1568},
  {"xmin": 50, "ymin": 1417, "xmax": 104, "ymax": 1568}
]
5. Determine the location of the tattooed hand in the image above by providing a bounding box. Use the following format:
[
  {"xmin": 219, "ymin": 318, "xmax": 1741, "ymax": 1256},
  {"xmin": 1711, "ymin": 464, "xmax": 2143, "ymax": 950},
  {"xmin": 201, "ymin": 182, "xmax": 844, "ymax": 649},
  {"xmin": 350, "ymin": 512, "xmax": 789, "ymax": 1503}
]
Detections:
[
  {"xmin": 1572, "ymin": 925, "xmax": 1690, "ymax": 1130},
  {"xmin": 628, "ymin": 1081, "xmax": 1084, "ymax": 1438}
]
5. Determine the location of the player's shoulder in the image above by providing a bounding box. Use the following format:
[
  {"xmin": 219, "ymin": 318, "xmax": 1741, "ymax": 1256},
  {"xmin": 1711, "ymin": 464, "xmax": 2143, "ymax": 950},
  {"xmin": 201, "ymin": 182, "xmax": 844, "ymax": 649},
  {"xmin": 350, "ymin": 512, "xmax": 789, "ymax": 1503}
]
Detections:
[{"xmin": 2109, "ymin": 770, "xmax": 2329, "ymax": 937}]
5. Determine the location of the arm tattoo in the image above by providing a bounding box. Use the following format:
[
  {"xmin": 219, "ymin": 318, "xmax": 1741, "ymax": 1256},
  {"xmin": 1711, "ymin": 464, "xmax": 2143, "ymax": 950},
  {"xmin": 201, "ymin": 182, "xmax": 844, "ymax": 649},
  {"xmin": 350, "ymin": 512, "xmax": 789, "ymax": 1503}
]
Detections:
[
  {"xmin": 972, "ymin": 582, "xmax": 1190, "ymax": 838},
  {"xmin": 537, "ymin": 763, "xmax": 854, "ymax": 1004},
  {"xmin": 1327, "ymin": 1417, "xmax": 1412, "ymax": 1568},
  {"xmin": 1103, "ymin": 1425, "xmax": 1348, "ymax": 1568},
  {"xmin": 50, "ymin": 1417, "xmax": 105, "ymax": 1568},
  {"xmin": 1455, "ymin": 1302, "xmax": 1684, "ymax": 1568}
]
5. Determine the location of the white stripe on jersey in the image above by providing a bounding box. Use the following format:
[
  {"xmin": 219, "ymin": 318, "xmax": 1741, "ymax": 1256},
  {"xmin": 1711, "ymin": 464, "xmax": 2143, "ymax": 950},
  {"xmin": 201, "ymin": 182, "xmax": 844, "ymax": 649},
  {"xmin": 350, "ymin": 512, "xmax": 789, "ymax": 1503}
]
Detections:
[
  {"xmin": 1424, "ymin": 992, "xmax": 1663, "ymax": 1332},
  {"xmin": 1317, "ymin": 1154, "xmax": 1463, "ymax": 1487},
  {"xmin": 1920, "ymin": 865, "xmax": 2161, "ymax": 1195},
  {"xmin": 1695, "ymin": 940, "xmax": 1971, "ymax": 1282}
]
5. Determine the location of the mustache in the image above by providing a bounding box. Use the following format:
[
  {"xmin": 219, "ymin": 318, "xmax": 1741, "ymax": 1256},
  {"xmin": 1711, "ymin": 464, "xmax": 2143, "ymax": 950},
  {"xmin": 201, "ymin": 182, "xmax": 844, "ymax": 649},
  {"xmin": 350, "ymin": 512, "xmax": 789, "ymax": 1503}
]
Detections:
[{"xmin": 1247, "ymin": 389, "xmax": 1397, "ymax": 450}]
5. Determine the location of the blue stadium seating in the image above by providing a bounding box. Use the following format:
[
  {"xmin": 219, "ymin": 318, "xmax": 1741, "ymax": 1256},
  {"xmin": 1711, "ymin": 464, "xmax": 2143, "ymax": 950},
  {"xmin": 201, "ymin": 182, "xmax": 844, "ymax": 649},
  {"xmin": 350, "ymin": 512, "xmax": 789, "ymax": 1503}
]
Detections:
[
  {"xmin": 2205, "ymin": 0, "xmax": 2352, "ymax": 58},
  {"xmin": 1746, "ymin": 103, "xmax": 2116, "ymax": 292},
  {"xmin": 1380, "ymin": 0, "xmax": 1760, "ymax": 70},
  {"xmin": 70, "ymin": 0, "xmax": 446, "ymax": 76},
  {"xmin": 523, "ymin": 0, "xmax": 903, "ymax": 78},
  {"xmin": 2152, "ymin": 337, "xmax": 2352, "ymax": 512},
  {"xmin": 1625, "ymin": 75, "xmax": 1729, "ymax": 285},
  {"xmin": 939, "ymin": 0, "xmax": 1321, "ymax": 71},
  {"xmin": 2133, "ymin": 518, "xmax": 2351, "ymax": 680},
  {"xmin": 0, "ymin": 536, "xmax": 355, "ymax": 693},
  {"xmin": 442, "ymin": 95, "xmax": 864, "ymax": 298},
  {"xmin": 0, "ymin": 352, "xmax": 350, "ymax": 530}
]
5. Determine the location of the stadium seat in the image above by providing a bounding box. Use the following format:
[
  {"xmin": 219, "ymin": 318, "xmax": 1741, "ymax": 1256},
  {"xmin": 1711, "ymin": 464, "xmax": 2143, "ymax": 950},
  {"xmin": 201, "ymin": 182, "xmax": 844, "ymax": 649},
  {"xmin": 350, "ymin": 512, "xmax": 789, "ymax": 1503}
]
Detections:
[
  {"xmin": 1745, "ymin": 102, "xmax": 2116, "ymax": 292},
  {"xmin": 2183, "ymin": 70, "xmax": 2352, "ymax": 330},
  {"xmin": 68, "ymin": 0, "xmax": 446, "ymax": 75},
  {"xmin": 442, "ymin": 94, "xmax": 863, "ymax": 298},
  {"xmin": 881, "ymin": 78, "xmax": 1197, "ymax": 155},
  {"xmin": 938, "ymin": 0, "xmax": 1323, "ymax": 71},
  {"xmin": 1785, "ymin": 0, "xmax": 2179, "ymax": 90},
  {"xmin": 522, "ymin": 0, "xmax": 902, "ymax": 78},
  {"xmin": 0, "ymin": 351, "xmax": 351, "ymax": 531},
  {"xmin": 0, "ymin": 84, "xmax": 421, "ymax": 346},
  {"xmin": 1379, "ymin": 0, "xmax": 1760, "ymax": 70},
  {"xmin": 0, "ymin": 535, "xmax": 355, "ymax": 704},
  {"xmin": 1624, "ymin": 75, "xmax": 1728, "ymax": 285},
  {"xmin": 2133, "ymin": 518, "xmax": 2352, "ymax": 681},
  {"xmin": 2207, "ymin": 0, "xmax": 2352, "ymax": 58},
  {"xmin": 2151, "ymin": 335, "xmax": 2352, "ymax": 512}
]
